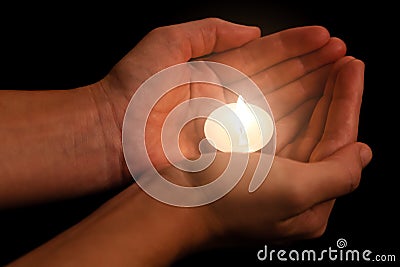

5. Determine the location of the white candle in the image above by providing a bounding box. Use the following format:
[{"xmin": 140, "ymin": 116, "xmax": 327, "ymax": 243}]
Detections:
[{"xmin": 204, "ymin": 95, "xmax": 274, "ymax": 153}]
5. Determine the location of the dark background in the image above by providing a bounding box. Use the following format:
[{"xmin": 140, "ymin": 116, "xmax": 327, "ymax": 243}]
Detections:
[{"xmin": 0, "ymin": 1, "xmax": 398, "ymax": 266}]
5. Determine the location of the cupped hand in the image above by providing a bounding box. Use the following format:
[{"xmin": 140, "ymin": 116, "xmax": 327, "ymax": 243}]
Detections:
[
  {"xmin": 98, "ymin": 17, "xmax": 347, "ymax": 174},
  {"xmin": 158, "ymin": 58, "xmax": 371, "ymax": 245}
]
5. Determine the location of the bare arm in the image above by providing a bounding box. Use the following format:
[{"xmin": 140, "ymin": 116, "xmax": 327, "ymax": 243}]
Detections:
[
  {"xmin": 6, "ymin": 181, "xmax": 209, "ymax": 267},
  {"xmin": 0, "ymin": 86, "xmax": 124, "ymax": 208}
]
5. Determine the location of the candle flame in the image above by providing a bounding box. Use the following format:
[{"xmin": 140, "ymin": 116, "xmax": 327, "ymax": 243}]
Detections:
[
  {"xmin": 235, "ymin": 95, "xmax": 256, "ymax": 128},
  {"xmin": 234, "ymin": 95, "xmax": 257, "ymax": 146}
]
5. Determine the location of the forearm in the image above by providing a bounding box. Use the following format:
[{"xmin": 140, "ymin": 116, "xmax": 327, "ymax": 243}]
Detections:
[
  {"xmin": 7, "ymin": 184, "xmax": 209, "ymax": 267},
  {"xmin": 0, "ymin": 85, "xmax": 125, "ymax": 208}
]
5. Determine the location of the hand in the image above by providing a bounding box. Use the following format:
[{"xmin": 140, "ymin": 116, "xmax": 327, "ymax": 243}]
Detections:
[
  {"xmin": 157, "ymin": 57, "xmax": 371, "ymax": 245},
  {"xmin": 97, "ymin": 18, "xmax": 346, "ymax": 174}
]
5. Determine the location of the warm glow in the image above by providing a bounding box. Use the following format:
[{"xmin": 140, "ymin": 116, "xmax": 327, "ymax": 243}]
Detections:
[
  {"xmin": 204, "ymin": 95, "xmax": 274, "ymax": 153},
  {"xmin": 235, "ymin": 95, "xmax": 255, "ymax": 146},
  {"xmin": 235, "ymin": 95, "xmax": 256, "ymax": 129}
]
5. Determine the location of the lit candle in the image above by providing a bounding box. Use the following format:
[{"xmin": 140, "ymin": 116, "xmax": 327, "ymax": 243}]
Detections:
[{"xmin": 204, "ymin": 95, "xmax": 274, "ymax": 153}]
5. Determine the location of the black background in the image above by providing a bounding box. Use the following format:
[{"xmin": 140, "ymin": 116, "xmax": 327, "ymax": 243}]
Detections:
[{"xmin": 0, "ymin": 1, "xmax": 398, "ymax": 266}]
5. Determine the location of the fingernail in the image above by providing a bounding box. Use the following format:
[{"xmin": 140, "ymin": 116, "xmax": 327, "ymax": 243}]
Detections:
[{"xmin": 359, "ymin": 145, "xmax": 372, "ymax": 167}]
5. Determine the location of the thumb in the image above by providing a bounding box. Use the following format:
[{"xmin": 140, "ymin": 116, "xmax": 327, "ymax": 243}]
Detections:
[
  {"xmin": 295, "ymin": 142, "xmax": 372, "ymax": 209},
  {"xmin": 126, "ymin": 17, "xmax": 261, "ymax": 69},
  {"xmin": 104, "ymin": 18, "xmax": 260, "ymax": 106}
]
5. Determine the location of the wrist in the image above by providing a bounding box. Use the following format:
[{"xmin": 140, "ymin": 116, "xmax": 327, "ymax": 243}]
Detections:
[
  {"xmin": 86, "ymin": 81, "xmax": 131, "ymax": 184},
  {"xmin": 0, "ymin": 87, "xmax": 129, "ymax": 207}
]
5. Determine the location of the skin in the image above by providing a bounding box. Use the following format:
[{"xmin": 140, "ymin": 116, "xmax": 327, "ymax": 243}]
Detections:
[{"xmin": 0, "ymin": 18, "xmax": 372, "ymax": 266}]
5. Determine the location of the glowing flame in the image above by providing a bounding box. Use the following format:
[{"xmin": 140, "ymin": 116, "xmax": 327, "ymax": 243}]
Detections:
[
  {"xmin": 234, "ymin": 95, "xmax": 257, "ymax": 146},
  {"xmin": 235, "ymin": 95, "xmax": 257, "ymax": 128}
]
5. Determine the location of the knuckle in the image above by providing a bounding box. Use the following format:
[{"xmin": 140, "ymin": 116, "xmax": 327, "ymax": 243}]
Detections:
[
  {"xmin": 149, "ymin": 25, "xmax": 175, "ymax": 39},
  {"xmin": 202, "ymin": 17, "xmax": 223, "ymax": 24}
]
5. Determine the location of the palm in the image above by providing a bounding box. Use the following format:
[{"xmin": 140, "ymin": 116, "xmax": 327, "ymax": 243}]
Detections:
[
  {"xmin": 141, "ymin": 81, "xmax": 222, "ymax": 170},
  {"xmin": 144, "ymin": 26, "xmax": 346, "ymax": 170}
]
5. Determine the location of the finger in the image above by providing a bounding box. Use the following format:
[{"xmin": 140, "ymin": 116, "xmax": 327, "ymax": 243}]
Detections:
[
  {"xmin": 266, "ymin": 64, "xmax": 331, "ymax": 121},
  {"xmin": 288, "ymin": 57, "xmax": 364, "ymax": 224},
  {"xmin": 275, "ymin": 99, "xmax": 318, "ymax": 153},
  {"xmin": 206, "ymin": 26, "xmax": 330, "ymax": 77},
  {"xmin": 304, "ymin": 59, "xmax": 365, "ymax": 223},
  {"xmin": 293, "ymin": 142, "xmax": 372, "ymax": 213},
  {"xmin": 310, "ymin": 59, "xmax": 365, "ymax": 161},
  {"xmin": 251, "ymin": 37, "xmax": 346, "ymax": 94},
  {"xmin": 279, "ymin": 56, "xmax": 356, "ymax": 162},
  {"xmin": 253, "ymin": 142, "xmax": 371, "ymax": 221}
]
